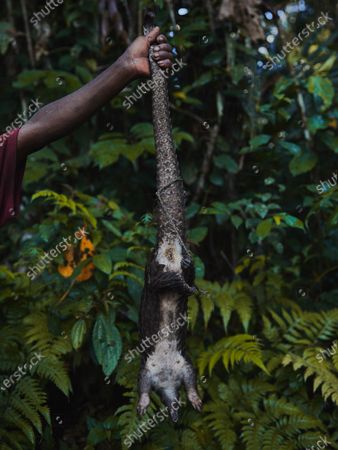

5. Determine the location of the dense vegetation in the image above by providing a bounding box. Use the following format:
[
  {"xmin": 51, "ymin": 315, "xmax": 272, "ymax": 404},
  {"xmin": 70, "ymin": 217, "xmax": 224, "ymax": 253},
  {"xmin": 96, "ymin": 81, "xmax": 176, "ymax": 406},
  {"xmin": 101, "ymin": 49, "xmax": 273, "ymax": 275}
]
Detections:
[{"xmin": 0, "ymin": 0, "xmax": 337, "ymax": 449}]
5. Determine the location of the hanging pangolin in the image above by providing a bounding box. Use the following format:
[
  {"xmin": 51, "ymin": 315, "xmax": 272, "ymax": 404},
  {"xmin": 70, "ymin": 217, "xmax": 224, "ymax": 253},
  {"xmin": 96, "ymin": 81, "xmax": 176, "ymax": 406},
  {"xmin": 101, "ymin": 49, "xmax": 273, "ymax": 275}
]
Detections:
[{"xmin": 137, "ymin": 13, "xmax": 202, "ymax": 422}]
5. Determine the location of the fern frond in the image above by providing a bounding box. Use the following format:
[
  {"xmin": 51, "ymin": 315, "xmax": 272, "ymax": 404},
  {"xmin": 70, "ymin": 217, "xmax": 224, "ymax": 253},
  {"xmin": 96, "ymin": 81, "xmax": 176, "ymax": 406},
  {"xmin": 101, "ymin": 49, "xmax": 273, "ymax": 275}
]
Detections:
[
  {"xmin": 200, "ymin": 292, "xmax": 214, "ymax": 329},
  {"xmin": 110, "ymin": 270, "xmax": 143, "ymax": 285},
  {"xmin": 180, "ymin": 429, "xmax": 205, "ymax": 450},
  {"xmin": 36, "ymin": 357, "xmax": 72, "ymax": 396},
  {"xmin": 194, "ymin": 280, "xmax": 253, "ymax": 332},
  {"xmin": 23, "ymin": 313, "xmax": 72, "ymax": 396},
  {"xmin": 0, "ymin": 429, "xmax": 26, "ymax": 450},
  {"xmin": 2, "ymin": 377, "xmax": 50, "ymax": 448},
  {"xmin": 1, "ymin": 379, "xmax": 48, "ymax": 448},
  {"xmin": 32, "ymin": 190, "xmax": 77, "ymax": 212},
  {"xmin": 241, "ymin": 395, "xmax": 324, "ymax": 450},
  {"xmin": 10, "ymin": 397, "xmax": 42, "ymax": 434},
  {"xmin": 113, "ymin": 261, "xmax": 144, "ymax": 271},
  {"xmin": 32, "ymin": 190, "xmax": 97, "ymax": 227},
  {"xmin": 214, "ymin": 282, "xmax": 235, "ymax": 331},
  {"xmin": 5, "ymin": 408, "xmax": 35, "ymax": 444},
  {"xmin": 218, "ymin": 378, "xmax": 275, "ymax": 409},
  {"xmin": 265, "ymin": 308, "xmax": 338, "ymax": 346},
  {"xmin": 188, "ymin": 296, "xmax": 199, "ymax": 330},
  {"xmin": 283, "ymin": 349, "xmax": 338, "ymax": 405},
  {"xmin": 15, "ymin": 377, "xmax": 50, "ymax": 425},
  {"xmin": 24, "ymin": 312, "xmax": 52, "ymax": 352},
  {"xmin": 203, "ymin": 401, "xmax": 236, "ymax": 450},
  {"xmin": 115, "ymin": 389, "xmax": 158, "ymax": 448},
  {"xmin": 198, "ymin": 334, "xmax": 269, "ymax": 375},
  {"xmin": 234, "ymin": 291, "xmax": 253, "ymax": 332}
]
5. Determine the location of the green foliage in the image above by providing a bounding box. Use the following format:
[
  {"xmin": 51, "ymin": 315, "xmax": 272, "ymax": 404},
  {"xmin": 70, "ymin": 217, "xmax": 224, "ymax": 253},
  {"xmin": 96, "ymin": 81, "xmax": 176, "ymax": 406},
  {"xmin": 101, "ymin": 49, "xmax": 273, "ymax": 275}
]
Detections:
[
  {"xmin": 1, "ymin": 0, "xmax": 338, "ymax": 448},
  {"xmin": 92, "ymin": 309, "xmax": 122, "ymax": 376},
  {"xmin": 198, "ymin": 334, "xmax": 269, "ymax": 375},
  {"xmin": 0, "ymin": 378, "xmax": 50, "ymax": 447},
  {"xmin": 283, "ymin": 350, "xmax": 338, "ymax": 405}
]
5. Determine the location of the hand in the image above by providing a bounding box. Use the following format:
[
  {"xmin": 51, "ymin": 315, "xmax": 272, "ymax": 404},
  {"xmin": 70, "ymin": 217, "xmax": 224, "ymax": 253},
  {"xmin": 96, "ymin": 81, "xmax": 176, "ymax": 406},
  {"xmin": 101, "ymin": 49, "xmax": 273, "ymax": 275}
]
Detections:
[{"xmin": 122, "ymin": 27, "xmax": 174, "ymax": 78}]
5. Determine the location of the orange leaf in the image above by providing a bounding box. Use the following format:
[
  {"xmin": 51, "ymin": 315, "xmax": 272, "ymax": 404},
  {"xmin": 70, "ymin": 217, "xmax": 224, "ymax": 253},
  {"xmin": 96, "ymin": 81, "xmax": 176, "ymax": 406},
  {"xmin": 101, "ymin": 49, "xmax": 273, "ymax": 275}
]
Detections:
[
  {"xmin": 76, "ymin": 262, "xmax": 95, "ymax": 282},
  {"xmin": 80, "ymin": 237, "xmax": 95, "ymax": 258},
  {"xmin": 58, "ymin": 264, "xmax": 74, "ymax": 278}
]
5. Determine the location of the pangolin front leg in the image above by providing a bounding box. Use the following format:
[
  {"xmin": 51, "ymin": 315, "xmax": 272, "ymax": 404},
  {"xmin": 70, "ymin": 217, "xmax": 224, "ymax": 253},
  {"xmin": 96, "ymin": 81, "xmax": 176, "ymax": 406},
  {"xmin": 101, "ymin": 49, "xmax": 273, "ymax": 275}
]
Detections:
[{"xmin": 149, "ymin": 258, "xmax": 197, "ymax": 295}]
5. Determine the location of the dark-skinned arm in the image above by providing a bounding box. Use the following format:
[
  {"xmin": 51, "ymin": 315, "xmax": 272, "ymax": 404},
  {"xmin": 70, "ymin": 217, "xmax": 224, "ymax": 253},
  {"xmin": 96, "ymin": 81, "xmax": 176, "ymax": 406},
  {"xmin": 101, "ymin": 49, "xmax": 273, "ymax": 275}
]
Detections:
[{"xmin": 17, "ymin": 28, "xmax": 173, "ymax": 164}]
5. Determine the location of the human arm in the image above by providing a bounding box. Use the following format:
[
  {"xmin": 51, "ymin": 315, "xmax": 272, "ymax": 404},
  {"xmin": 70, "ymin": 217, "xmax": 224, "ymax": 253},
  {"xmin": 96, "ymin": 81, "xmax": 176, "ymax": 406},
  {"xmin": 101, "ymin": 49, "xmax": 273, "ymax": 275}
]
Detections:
[{"xmin": 16, "ymin": 27, "xmax": 173, "ymax": 163}]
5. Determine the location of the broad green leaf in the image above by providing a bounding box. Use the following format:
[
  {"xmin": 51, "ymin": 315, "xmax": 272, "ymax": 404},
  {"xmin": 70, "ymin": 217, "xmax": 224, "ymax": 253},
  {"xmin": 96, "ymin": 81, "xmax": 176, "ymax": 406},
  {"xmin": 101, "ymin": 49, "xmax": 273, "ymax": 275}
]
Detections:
[
  {"xmin": 316, "ymin": 54, "xmax": 336, "ymax": 74},
  {"xmin": 130, "ymin": 122, "xmax": 153, "ymax": 139},
  {"xmin": 24, "ymin": 160, "xmax": 49, "ymax": 185},
  {"xmin": 71, "ymin": 319, "xmax": 87, "ymax": 350},
  {"xmin": 231, "ymin": 215, "xmax": 243, "ymax": 229},
  {"xmin": 188, "ymin": 227, "xmax": 208, "ymax": 244},
  {"xmin": 90, "ymin": 140, "xmax": 125, "ymax": 169},
  {"xmin": 201, "ymin": 202, "xmax": 229, "ymax": 216},
  {"xmin": 13, "ymin": 70, "xmax": 46, "ymax": 88},
  {"xmin": 289, "ymin": 151, "xmax": 318, "ymax": 176},
  {"xmin": 256, "ymin": 203, "xmax": 269, "ymax": 219},
  {"xmin": 308, "ymin": 115, "xmax": 328, "ymax": 134},
  {"xmin": 43, "ymin": 71, "xmax": 82, "ymax": 91},
  {"xmin": 209, "ymin": 171, "xmax": 224, "ymax": 186},
  {"xmin": 75, "ymin": 66, "xmax": 92, "ymax": 83},
  {"xmin": 173, "ymin": 130, "xmax": 194, "ymax": 144},
  {"xmin": 320, "ymin": 131, "xmax": 338, "ymax": 153},
  {"xmin": 281, "ymin": 214, "xmax": 304, "ymax": 230},
  {"xmin": 102, "ymin": 220, "xmax": 122, "ymax": 237},
  {"xmin": 214, "ymin": 154, "xmax": 239, "ymax": 173},
  {"xmin": 256, "ymin": 219, "xmax": 273, "ymax": 239},
  {"xmin": 93, "ymin": 253, "xmax": 112, "ymax": 275},
  {"xmin": 307, "ymin": 76, "xmax": 334, "ymax": 111},
  {"xmin": 92, "ymin": 309, "xmax": 122, "ymax": 376},
  {"xmin": 250, "ymin": 135, "xmax": 271, "ymax": 150},
  {"xmin": 123, "ymin": 144, "xmax": 145, "ymax": 162},
  {"xmin": 280, "ymin": 141, "xmax": 301, "ymax": 155},
  {"xmin": 193, "ymin": 255, "xmax": 205, "ymax": 279}
]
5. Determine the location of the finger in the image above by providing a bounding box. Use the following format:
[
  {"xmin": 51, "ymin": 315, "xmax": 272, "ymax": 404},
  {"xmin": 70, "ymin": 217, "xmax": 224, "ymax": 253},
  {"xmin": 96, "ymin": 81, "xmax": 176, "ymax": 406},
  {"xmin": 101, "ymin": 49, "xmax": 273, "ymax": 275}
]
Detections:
[
  {"xmin": 152, "ymin": 51, "xmax": 174, "ymax": 61},
  {"xmin": 157, "ymin": 59, "xmax": 173, "ymax": 69},
  {"xmin": 153, "ymin": 43, "xmax": 172, "ymax": 53},
  {"xmin": 146, "ymin": 26, "xmax": 160, "ymax": 46},
  {"xmin": 156, "ymin": 34, "xmax": 167, "ymax": 44}
]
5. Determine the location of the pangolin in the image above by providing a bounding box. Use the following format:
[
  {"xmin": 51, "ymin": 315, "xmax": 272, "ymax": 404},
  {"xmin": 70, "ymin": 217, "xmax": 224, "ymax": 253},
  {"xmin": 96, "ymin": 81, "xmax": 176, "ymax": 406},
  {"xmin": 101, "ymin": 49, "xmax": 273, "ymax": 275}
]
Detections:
[{"xmin": 137, "ymin": 13, "xmax": 202, "ymax": 422}]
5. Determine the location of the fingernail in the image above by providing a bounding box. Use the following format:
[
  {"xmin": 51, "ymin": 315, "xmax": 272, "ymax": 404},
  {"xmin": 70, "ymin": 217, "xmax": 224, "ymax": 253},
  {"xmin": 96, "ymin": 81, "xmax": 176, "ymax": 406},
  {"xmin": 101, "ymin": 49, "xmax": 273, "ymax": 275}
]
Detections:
[
  {"xmin": 154, "ymin": 52, "xmax": 160, "ymax": 58},
  {"xmin": 154, "ymin": 46, "xmax": 160, "ymax": 51}
]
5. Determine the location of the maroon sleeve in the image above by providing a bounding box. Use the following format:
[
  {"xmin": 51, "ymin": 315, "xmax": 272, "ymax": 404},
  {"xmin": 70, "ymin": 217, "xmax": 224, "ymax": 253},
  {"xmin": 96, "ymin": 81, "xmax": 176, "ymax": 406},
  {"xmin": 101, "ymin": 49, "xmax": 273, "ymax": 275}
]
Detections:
[{"xmin": 0, "ymin": 128, "xmax": 26, "ymax": 227}]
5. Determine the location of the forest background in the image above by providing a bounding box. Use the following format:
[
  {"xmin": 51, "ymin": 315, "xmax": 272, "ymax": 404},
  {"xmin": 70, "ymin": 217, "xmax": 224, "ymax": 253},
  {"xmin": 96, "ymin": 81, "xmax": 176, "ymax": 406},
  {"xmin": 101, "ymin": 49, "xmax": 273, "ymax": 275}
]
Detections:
[{"xmin": 0, "ymin": 0, "xmax": 337, "ymax": 449}]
